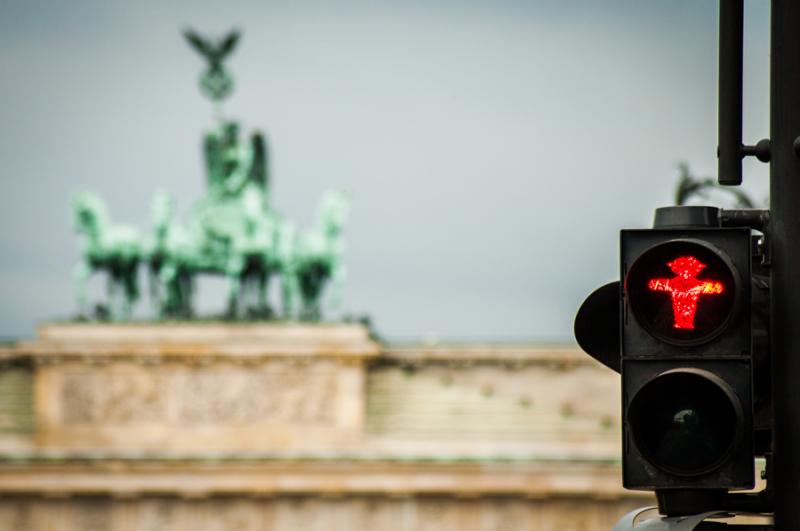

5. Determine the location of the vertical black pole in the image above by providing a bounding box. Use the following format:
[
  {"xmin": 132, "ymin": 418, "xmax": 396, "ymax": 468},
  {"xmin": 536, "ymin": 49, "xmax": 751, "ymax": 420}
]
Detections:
[
  {"xmin": 770, "ymin": 0, "xmax": 800, "ymax": 528},
  {"xmin": 718, "ymin": 0, "xmax": 744, "ymax": 185}
]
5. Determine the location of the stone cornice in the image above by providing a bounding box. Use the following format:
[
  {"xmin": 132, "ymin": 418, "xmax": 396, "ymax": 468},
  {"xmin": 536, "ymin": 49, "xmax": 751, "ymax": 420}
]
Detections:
[
  {"xmin": 379, "ymin": 345, "xmax": 595, "ymax": 368},
  {"xmin": 0, "ymin": 450, "xmax": 621, "ymax": 465},
  {"xmin": 1, "ymin": 327, "xmax": 596, "ymax": 369},
  {"xmin": 0, "ymin": 453, "xmax": 649, "ymax": 499},
  {"xmin": 6, "ymin": 323, "xmax": 381, "ymax": 364}
]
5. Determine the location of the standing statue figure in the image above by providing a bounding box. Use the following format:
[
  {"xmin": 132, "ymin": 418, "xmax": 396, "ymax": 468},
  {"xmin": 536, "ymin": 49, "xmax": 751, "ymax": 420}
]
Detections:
[
  {"xmin": 203, "ymin": 121, "xmax": 269, "ymax": 198},
  {"xmin": 73, "ymin": 192, "xmax": 142, "ymax": 320},
  {"xmin": 282, "ymin": 190, "xmax": 350, "ymax": 321}
]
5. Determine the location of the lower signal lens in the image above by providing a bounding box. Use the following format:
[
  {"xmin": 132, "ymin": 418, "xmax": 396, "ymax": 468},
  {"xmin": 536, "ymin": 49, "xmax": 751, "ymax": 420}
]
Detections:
[{"xmin": 629, "ymin": 369, "xmax": 742, "ymax": 476}]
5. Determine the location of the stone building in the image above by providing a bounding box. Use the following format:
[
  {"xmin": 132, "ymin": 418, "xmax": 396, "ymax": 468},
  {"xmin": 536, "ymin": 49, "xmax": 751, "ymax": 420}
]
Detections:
[{"xmin": 0, "ymin": 323, "xmax": 651, "ymax": 530}]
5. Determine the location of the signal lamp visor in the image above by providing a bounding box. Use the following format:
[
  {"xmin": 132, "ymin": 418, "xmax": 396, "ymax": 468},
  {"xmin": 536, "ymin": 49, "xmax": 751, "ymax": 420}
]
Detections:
[
  {"xmin": 628, "ymin": 369, "xmax": 742, "ymax": 477},
  {"xmin": 626, "ymin": 240, "xmax": 738, "ymax": 345}
]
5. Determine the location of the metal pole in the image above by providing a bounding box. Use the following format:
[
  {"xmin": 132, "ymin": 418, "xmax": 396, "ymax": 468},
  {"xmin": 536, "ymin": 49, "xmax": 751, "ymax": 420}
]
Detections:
[
  {"xmin": 770, "ymin": 0, "xmax": 800, "ymax": 528},
  {"xmin": 718, "ymin": 0, "xmax": 744, "ymax": 185}
]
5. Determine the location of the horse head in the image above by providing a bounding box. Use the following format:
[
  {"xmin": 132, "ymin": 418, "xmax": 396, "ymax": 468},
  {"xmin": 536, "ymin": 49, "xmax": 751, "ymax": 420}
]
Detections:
[
  {"xmin": 316, "ymin": 190, "xmax": 350, "ymax": 239},
  {"xmin": 72, "ymin": 192, "xmax": 108, "ymax": 240},
  {"xmin": 151, "ymin": 190, "xmax": 175, "ymax": 240}
]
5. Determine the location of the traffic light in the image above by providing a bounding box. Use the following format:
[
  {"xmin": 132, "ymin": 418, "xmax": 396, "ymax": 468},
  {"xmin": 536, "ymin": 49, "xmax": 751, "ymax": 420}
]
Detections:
[
  {"xmin": 575, "ymin": 205, "xmax": 769, "ymax": 513},
  {"xmin": 621, "ymin": 218, "xmax": 753, "ymax": 491}
]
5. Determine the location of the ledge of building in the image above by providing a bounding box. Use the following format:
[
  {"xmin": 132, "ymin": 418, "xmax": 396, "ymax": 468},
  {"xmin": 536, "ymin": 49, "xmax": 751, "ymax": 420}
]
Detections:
[
  {"xmin": 380, "ymin": 344, "xmax": 593, "ymax": 367},
  {"xmin": 1, "ymin": 324, "xmax": 596, "ymax": 367},
  {"xmin": 6, "ymin": 322, "xmax": 381, "ymax": 361},
  {"xmin": 0, "ymin": 450, "xmax": 620, "ymax": 465},
  {"xmin": 0, "ymin": 450, "xmax": 648, "ymax": 499}
]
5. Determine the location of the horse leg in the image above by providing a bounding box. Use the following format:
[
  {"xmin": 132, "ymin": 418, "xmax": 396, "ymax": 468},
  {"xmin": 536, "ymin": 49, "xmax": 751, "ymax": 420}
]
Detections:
[
  {"xmin": 258, "ymin": 272, "xmax": 271, "ymax": 318},
  {"xmin": 120, "ymin": 262, "xmax": 139, "ymax": 322},
  {"xmin": 226, "ymin": 257, "xmax": 244, "ymax": 319},
  {"xmin": 148, "ymin": 261, "xmax": 162, "ymax": 316},
  {"xmin": 159, "ymin": 263, "xmax": 178, "ymax": 319},
  {"xmin": 247, "ymin": 275, "xmax": 259, "ymax": 317},
  {"xmin": 185, "ymin": 272, "xmax": 196, "ymax": 318},
  {"xmin": 307, "ymin": 290, "xmax": 322, "ymax": 322},
  {"xmin": 306, "ymin": 267, "xmax": 329, "ymax": 322},
  {"xmin": 281, "ymin": 268, "xmax": 298, "ymax": 320},
  {"xmin": 121, "ymin": 288, "xmax": 132, "ymax": 321},
  {"xmin": 179, "ymin": 271, "xmax": 191, "ymax": 318},
  {"xmin": 107, "ymin": 274, "xmax": 118, "ymax": 321},
  {"xmin": 298, "ymin": 276, "xmax": 314, "ymax": 321},
  {"xmin": 72, "ymin": 261, "xmax": 91, "ymax": 319},
  {"xmin": 129, "ymin": 275, "xmax": 139, "ymax": 320},
  {"xmin": 241, "ymin": 274, "xmax": 253, "ymax": 317}
]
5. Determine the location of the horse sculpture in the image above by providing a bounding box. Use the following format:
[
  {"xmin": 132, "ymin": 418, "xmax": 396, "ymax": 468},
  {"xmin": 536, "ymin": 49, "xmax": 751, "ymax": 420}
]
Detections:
[
  {"xmin": 232, "ymin": 185, "xmax": 282, "ymax": 317},
  {"xmin": 149, "ymin": 191, "xmax": 197, "ymax": 318},
  {"xmin": 73, "ymin": 192, "xmax": 143, "ymax": 320},
  {"xmin": 281, "ymin": 190, "xmax": 350, "ymax": 321}
]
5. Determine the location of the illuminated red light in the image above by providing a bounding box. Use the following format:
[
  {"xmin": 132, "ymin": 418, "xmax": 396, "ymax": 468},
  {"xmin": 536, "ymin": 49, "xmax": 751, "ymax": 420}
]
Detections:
[{"xmin": 647, "ymin": 256, "xmax": 725, "ymax": 330}]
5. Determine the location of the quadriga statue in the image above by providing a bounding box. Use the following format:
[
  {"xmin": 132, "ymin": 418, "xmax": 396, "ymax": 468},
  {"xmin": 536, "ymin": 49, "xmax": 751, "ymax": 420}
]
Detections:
[
  {"xmin": 69, "ymin": 29, "xmax": 352, "ymax": 323},
  {"xmin": 72, "ymin": 192, "xmax": 143, "ymax": 320}
]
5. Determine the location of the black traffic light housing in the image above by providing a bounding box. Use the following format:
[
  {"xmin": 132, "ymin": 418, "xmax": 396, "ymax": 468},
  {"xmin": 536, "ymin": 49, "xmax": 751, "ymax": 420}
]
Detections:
[
  {"xmin": 621, "ymin": 224, "xmax": 754, "ymax": 491},
  {"xmin": 575, "ymin": 205, "xmax": 772, "ymax": 516}
]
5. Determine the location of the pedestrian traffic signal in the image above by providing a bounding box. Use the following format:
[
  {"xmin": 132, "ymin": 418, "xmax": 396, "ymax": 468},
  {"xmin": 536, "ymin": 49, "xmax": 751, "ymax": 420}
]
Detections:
[
  {"xmin": 623, "ymin": 214, "xmax": 753, "ymax": 491},
  {"xmin": 575, "ymin": 206, "xmax": 763, "ymax": 512}
]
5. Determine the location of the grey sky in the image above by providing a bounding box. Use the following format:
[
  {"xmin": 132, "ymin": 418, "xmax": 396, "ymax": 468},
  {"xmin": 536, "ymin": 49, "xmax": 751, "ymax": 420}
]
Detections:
[{"xmin": 0, "ymin": 0, "xmax": 771, "ymax": 342}]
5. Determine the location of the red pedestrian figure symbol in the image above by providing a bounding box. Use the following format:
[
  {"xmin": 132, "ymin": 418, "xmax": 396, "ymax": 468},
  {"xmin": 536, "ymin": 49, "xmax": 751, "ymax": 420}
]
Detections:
[{"xmin": 647, "ymin": 255, "xmax": 724, "ymax": 330}]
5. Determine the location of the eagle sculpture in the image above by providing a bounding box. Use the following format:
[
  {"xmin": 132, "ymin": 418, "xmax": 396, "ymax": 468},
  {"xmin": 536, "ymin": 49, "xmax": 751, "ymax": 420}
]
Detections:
[{"xmin": 184, "ymin": 28, "xmax": 241, "ymax": 102}]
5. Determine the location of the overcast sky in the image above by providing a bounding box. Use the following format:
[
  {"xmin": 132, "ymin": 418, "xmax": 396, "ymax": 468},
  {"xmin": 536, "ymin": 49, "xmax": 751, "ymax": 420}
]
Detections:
[{"xmin": 0, "ymin": 0, "xmax": 771, "ymax": 342}]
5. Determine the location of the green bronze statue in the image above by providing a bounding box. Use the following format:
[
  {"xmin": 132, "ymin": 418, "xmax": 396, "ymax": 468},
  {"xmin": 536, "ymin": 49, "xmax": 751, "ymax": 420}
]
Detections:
[
  {"xmin": 71, "ymin": 29, "xmax": 349, "ymax": 322},
  {"xmin": 73, "ymin": 30, "xmax": 348, "ymax": 320}
]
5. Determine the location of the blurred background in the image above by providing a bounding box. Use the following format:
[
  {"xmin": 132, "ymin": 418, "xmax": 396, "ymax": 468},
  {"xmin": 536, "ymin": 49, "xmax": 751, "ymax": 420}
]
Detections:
[{"xmin": 0, "ymin": 0, "xmax": 771, "ymax": 342}]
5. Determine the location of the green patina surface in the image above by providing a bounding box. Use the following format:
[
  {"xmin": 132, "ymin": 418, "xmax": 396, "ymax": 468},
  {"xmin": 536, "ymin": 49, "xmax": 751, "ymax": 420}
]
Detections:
[{"xmin": 73, "ymin": 30, "xmax": 348, "ymax": 322}]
